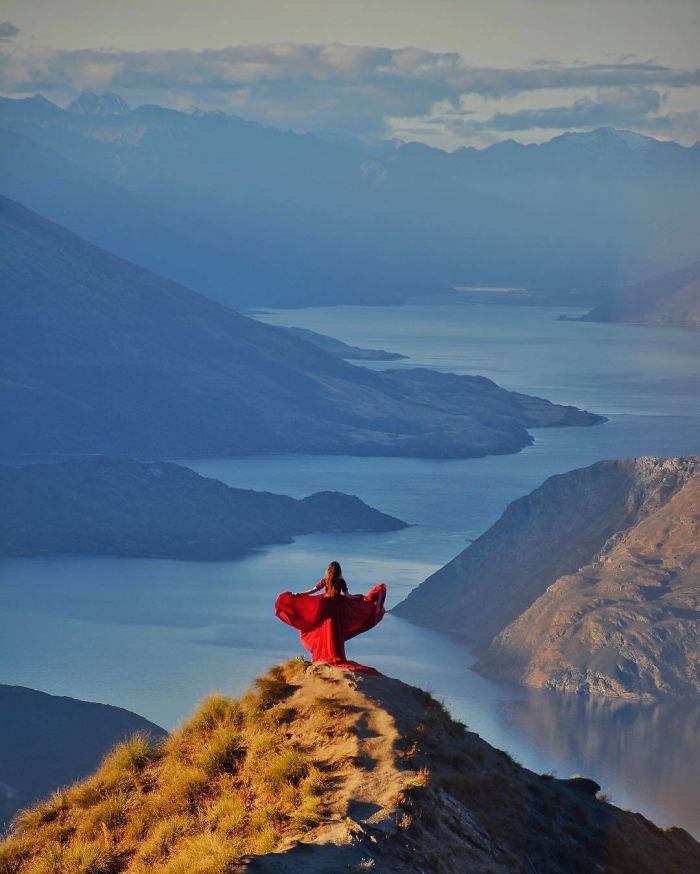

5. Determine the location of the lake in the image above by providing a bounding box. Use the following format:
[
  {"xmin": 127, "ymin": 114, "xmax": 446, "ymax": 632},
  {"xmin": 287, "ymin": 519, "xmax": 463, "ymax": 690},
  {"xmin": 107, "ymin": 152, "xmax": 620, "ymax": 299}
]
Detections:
[{"xmin": 1, "ymin": 303, "xmax": 698, "ymax": 835}]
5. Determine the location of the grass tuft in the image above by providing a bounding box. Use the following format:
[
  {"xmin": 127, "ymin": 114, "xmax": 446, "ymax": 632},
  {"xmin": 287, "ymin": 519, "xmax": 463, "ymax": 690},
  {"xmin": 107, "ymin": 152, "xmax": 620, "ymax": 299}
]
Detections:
[
  {"xmin": 263, "ymin": 749, "xmax": 309, "ymax": 793},
  {"xmin": 252, "ymin": 667, "xmax": 292, "ymax": 711},
  {"xmin": 77, "ymin": 791, "xmax": 129, "ymax": 838},
  {"xmin": 157, "ymin": 831, "xmax": 242, "ymax": 874},
  {"xmin": 196, "ymin": 725, "xmax": 245, "ymax": 777},
  {"xmin": 0, "ymin": 836, "xmax": 30, "ymax": 874},
  {"xmin": 182, "ymin": 695, "xmax": 242, "ymax": 737},
  {"xmin": 22, "ymin": 840, "xmax": 117, "ymax": 874},
  {"xmin": 134, "ymin": 814, "xmax": 195, "ymax": 866},
  {"xmin": 65, "ymin": 782, "xmax": 103, "ymax": 811},
  {"xmin": 204, "ymin": 794, "xmax": 246, "ymax": 836},
  {"xmin": 149, "ymin": 765, "xmax": 209, "ymax": 816},
  {"xmin": 91, "ymin": 733, "xmax": 156, "ymax": 795}
]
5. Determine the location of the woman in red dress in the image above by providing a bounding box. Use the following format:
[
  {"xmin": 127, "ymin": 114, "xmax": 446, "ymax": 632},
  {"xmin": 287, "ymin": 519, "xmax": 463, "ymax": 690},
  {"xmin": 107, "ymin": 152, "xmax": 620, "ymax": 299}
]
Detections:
[{"xmin": 275, "ymin": 561, "xmax": 386, "ymax": 673}]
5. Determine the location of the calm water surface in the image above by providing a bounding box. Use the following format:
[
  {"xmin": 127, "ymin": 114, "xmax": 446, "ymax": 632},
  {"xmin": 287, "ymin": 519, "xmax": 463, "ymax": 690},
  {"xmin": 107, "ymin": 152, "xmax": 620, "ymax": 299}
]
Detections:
[{"xmin": 1, "ymin": 304, "xmax": 698, "ymax": 834}]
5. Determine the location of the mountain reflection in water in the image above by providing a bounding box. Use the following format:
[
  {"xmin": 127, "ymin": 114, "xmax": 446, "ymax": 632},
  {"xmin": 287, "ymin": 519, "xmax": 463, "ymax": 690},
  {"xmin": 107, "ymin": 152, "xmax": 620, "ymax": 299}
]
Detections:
[{"xmin": 500, "ymin": 691, "xmax": 700, "ymax": 835}]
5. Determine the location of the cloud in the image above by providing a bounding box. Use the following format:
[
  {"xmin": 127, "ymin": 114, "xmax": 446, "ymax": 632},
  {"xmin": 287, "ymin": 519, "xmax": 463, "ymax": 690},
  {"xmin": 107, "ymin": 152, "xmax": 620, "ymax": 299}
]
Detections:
[
  {"xmin": 0, "ymin": 41, "xmax": 698, "ymax": 142},
  {"xmin": 462, "ymin": 86, "xmax": 670, "ymax": 132},
  {"xmin": 0, "ymin": 21, "xmax": 19, "ymax": 41}
]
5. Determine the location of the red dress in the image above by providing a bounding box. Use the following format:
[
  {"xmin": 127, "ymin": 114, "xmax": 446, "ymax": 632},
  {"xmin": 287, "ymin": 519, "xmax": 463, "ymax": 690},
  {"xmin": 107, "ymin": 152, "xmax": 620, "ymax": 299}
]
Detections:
[{"xmin": 275, "ymin": 581, "xmax": 387, "ymax": 673}]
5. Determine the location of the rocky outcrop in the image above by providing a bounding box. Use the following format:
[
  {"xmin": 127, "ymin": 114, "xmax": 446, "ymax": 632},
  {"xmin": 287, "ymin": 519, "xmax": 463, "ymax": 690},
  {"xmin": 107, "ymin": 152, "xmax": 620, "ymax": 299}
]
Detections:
[
  {"xmin": 480, "ymin": 459, "xmax": 700, "ymax": 697},
  {"xmin": 394, "ymin": 456, "xmax": 700, "ymax": 699},
  {"xmin": 0, "ymin": 457, "xmax": 406, "ymax": 559},
  {"xmin": 2, "ymin": 661, "xmax": 698, "ymax": 873}
]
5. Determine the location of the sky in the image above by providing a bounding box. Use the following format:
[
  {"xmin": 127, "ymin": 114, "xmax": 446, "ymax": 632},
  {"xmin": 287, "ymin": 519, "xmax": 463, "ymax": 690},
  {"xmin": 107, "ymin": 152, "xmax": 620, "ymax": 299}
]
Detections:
[{"xmin": 0, "ymin": 0, "xmax": 698, "ymax": 149}]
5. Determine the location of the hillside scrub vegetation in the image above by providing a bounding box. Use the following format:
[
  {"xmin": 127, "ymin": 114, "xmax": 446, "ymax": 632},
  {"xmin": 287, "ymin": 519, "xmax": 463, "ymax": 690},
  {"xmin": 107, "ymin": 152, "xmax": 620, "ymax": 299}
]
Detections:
[{"xmin": 1, "ymin": 660, "xmax": 698, "ymax": 873}]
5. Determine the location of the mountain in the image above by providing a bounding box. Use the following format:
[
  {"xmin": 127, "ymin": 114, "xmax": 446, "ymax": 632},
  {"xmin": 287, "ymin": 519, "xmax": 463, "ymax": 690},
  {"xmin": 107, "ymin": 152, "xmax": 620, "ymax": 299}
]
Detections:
[
  {"xmin": 394, "ymin": 456, "xmax": 700, "ymax": 699},
  {"xmin": 0, "ymin": 126, "xmax": 279, "ymax": 307},
  {"xmin": 1, "ymin": 94, "xmax": 699, "ymax": 307},
  {"xmin": 0, "ymin": 101, "xmax": 436, "ymax": 308},
  {"xmin": 0, "ymin": 458, "xmax": 405, "ymax": 559},
  {"xmin": 582, "ymin": 261, "xmax": 700, "ymax": 329},
  {"xmin": 67, "ymin": 91, "xmax": 130, "ymax": 116},
  {"xmin": 0, "ymin": 685, "xmax": 165, "ymax": 831},
  {"xmin": 1, "ymin": 661, "xmax": 697, "ymax": 872},
  {"xmin": 280, "ymin": 326, "xmax": 407, "ymax": 361},
  {"xmin": 0, "ymin": 195, "xmax": 602, "ymax": 460}
]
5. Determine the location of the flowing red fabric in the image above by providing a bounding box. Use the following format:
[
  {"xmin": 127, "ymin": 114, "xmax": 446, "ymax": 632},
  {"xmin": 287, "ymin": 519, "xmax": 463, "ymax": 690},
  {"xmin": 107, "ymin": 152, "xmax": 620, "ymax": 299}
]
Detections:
[{"xmin": 275, "ymin": 583, "xmax": 386, "ymax": 674}]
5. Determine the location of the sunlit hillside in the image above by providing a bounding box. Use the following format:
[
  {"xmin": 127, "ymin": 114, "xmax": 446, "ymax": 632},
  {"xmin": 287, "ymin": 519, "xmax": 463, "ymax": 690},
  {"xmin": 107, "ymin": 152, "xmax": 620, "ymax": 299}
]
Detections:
[{"xmin": 2, "ymin": 661, "xmax": 698, "ymax": 873}]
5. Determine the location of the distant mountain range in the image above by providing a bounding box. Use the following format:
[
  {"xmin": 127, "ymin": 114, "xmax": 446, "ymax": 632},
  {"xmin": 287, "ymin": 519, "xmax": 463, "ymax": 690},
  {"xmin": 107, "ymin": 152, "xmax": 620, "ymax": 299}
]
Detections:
[
  {"xmin": 0, "ymin": 685, "xmax": 165, "ymax": 830},
  {"xmin": 1, "ymin": 93, "xmax": 698, "ymax": 308},
  {"xmin": 394, "ymin": 456, "xmax": 700, "ymax": 699},
  {"xmin": 0, "ymin": 458, "xmax": 406, "ymax": 559},
  {"xmin": 582, "ymin": 261, "xmax": 700, "ymax": 330},
  {"xmin": 0, "ymin": 195, "xmax": 602, "ymax": 459}
]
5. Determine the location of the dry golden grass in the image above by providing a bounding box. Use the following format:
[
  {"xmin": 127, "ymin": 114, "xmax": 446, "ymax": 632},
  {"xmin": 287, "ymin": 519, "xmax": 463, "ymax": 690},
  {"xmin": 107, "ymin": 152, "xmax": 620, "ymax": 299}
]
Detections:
[
  {"xmin": 0, "ymin": 661, "xmax": 324, "ymax": 874},
  {"xmin": 3, "ymin": 659, "xmax": 698, "ymax": 874}
]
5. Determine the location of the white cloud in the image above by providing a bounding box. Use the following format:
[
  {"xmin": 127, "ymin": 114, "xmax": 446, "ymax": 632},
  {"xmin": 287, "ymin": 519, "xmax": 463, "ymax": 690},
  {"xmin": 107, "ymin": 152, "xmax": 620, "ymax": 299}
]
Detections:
[{"xmin": 0, "ymin": 41, "xmax": 697, "ymax": 143}]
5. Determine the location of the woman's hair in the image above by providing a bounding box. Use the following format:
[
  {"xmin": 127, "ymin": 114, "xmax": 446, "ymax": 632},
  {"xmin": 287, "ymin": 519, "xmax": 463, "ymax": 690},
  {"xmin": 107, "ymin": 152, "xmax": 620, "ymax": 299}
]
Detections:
[{"xmin": 325, "ymin": 561, "xmax": 346, "ymax": 596}]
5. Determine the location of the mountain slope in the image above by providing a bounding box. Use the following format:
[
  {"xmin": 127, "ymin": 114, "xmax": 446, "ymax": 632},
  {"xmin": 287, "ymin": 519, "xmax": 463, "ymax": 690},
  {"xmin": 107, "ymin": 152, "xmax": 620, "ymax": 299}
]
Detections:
[
  {"xmin": 2, "ymin": 95, "xmax": 699, "ymax": 306},
  {"xmin": 281, "ymin": 326, "xmax": 407, "ymax": 361},
  {"xmin": 0, "ymin": 686, "xmax": 165, "ymax": 832},
  {"xmin": 479, "ymin": 459, "xmax": 700, "ymax": 698},
  {"xmin": 394, "ymin": 456, "xmax": 700, "ymax": 698},
  {"xmin": 0, "ymin": 458, "xmax": 406, "ymax": 559},
  {"xmin": 0, "ymin": 195, "xmax": 602, "ymax": 459},
  {"xmin": 583, "ymin": 261, "xmax": 700, "ymax": 329},
  {"xmin": 1, "ymin": 661, "xmax": 697, "ymax": 873},
  {"xmin": 0, "ymin": 109, "xmax": 433, "ymax": 308}
]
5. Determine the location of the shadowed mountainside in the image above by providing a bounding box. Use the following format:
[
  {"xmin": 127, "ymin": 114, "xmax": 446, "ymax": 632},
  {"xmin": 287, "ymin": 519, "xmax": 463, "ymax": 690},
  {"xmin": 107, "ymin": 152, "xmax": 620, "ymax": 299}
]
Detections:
[
  {"xmin": 280, "ymin": 326, "xmax": 407, "ymax": 361},
  {"xmin": 0, "ymin": 686, "xmax": 165, "ymax": 832},
  {"xmin": 394, "ymin": 456, "xmax": 700, "ymax": 699},
  {"xmin": 582, "ymin": 261, "xmax": 700, "ymax": 330},
  {"xmin": 1, "ymin": 94, "xmax": 699, "ymax": 307},
  {"xmin": 1, "ymin": 661, "xmax": 698, "ymax": 873},
  {"xmin": 0, "ymin": 195, "xmax": 602, "ymax": 460},
  {"xmin": 0, "ymin": 458, "xmax": 406, "ymax": 559}
]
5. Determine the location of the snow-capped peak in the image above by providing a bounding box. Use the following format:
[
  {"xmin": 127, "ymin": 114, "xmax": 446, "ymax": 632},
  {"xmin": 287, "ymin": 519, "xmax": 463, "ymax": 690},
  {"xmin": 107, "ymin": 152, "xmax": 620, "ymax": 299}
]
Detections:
[{"xmin": 67, "ymin": 91, "xmax": 130, "ymax": 116}]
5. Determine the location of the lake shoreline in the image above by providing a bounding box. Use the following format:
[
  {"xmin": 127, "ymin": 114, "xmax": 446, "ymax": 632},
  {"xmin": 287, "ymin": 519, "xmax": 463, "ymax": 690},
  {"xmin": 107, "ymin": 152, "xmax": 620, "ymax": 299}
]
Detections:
[{"xmin": 2, "ymin": 302, "xmax": 698, "ymax": 836}]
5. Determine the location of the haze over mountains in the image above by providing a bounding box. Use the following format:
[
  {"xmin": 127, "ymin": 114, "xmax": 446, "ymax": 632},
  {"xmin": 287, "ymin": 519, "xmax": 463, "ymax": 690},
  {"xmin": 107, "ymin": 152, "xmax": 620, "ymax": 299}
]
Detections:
[
  {"xmin": 1, "ymin": 93, "xmax": 699, "ymax": 308},
  {"xmin": 583, "ymin": 260, "xmax": 700, "ymax": 330},
  {"xmin": 394, "ymin": 456, "xmax": 700, "ymax": 699},
  {"xmin": 0, "ymin": 195, "xmax": 602, "ymax": 460}
]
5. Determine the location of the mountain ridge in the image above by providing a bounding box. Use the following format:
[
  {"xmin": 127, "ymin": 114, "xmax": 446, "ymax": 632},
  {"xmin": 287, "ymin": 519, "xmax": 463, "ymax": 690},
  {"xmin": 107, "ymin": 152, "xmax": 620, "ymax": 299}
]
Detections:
[
  {"xmin": 1, "ymin": 661, "xmax": 698, "ymax": 872},
  {"xmin": 393, "ymin": 455, "xmax": 700, "ymax": 699},
  {"xmin": 2, "ymin": 93, "xmax": 698, "ymax": 306},
  {"xmin": 18, "ymin": 93, "xmax": 696, "ymax": 155},
  {"xmin": 0, "ymin": 194, "xmax": 602, "ymax": 460},
  {"xmin": 0, "ymin": 457, "xmax": 407, "ymax": 560}
]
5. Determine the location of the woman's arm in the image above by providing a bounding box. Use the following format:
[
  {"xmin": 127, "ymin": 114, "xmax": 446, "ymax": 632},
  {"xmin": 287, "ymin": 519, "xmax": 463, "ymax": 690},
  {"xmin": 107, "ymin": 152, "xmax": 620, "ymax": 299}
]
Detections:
[{"xmin": 292, "ymin": 581, "xmax": 325, "ymax": 596}]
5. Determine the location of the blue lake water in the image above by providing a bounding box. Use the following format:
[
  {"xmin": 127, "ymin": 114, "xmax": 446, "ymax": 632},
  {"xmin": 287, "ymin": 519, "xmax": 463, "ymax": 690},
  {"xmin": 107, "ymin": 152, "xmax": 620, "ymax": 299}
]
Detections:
[{"xmin": 1, "ymin": 304, "xmax": 699, "ymax": 834}]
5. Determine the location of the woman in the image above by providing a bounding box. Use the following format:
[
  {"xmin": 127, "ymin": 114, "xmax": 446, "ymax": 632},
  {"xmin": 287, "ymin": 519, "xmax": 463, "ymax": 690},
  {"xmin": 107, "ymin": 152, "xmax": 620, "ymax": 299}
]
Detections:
[{"xmin": 275, "ymin": 561, "xmax": 386, "ymax": 673}]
